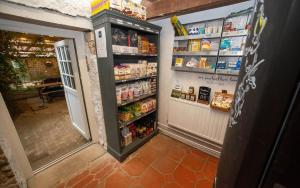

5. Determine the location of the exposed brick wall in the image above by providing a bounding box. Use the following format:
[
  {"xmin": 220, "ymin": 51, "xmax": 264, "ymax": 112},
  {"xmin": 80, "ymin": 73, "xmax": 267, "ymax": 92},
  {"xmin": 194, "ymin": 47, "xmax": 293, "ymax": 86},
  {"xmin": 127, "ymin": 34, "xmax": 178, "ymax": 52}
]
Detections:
[
  {"xmin": 0, "ymin": 147, "xmax": 19, "ymax": 188},
  {"xmin": 24, "ymin": 57, "xmax": 60, "ymax": 81}
]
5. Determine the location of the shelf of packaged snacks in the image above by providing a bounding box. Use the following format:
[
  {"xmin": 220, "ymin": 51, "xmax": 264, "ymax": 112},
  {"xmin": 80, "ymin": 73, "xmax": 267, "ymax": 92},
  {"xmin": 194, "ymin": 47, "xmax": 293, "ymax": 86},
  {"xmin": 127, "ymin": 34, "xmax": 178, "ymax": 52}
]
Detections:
[
  {"xmin": 174, "ymin": 33, "xmax": 222, "ymax": 41},
  {"xmin": 118, "ymin": 93, "xmax": 156, "ymax": 107},
  {"xmin": 216, "ymin": 69, "xmax": 240, "ymax": 76},
  {"xmin": 169, "ymin": 97, "xmax": 210, "ymax": 109},
  {"xmin": 121, "ymin": 129, "xmax": 157, "ymax": 153},
  {"xmin": 119, "ymin": 109, "xmax": 157, "ymax": 128},
  {"xmin": 173, "ymin": 51, "xmax": 219, "ymax": 56},
  {"xmin": 222, "ymin": 30, "xmax": 248, "ymax": 37},
  {"xmin": 171, "ymin": 66, "xmax": 215, "ymax": 74},
  {"xmin": 218, "ymin": 50, "xmax": 244, "ymax": 56},
  {"xmin": 115, "ymin": 75, "xmax": 156, "ymax": 84},
  {"xmin": 113, "ymin": 52, "xmax": 158, "ymax": 57}
]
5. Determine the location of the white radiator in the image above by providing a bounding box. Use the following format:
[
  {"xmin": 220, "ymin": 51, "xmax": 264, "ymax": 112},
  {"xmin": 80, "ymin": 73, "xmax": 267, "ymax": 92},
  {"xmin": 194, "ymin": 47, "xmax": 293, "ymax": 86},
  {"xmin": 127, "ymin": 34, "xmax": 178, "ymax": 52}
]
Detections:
[{"xmin": 167, "ymin": 97, "xmax": 229, "ymax": 144}]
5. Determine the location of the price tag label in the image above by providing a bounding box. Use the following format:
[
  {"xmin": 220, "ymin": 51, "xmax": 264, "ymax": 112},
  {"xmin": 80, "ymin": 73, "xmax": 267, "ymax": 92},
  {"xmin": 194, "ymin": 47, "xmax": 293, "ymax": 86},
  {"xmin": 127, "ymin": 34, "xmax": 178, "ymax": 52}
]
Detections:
[{"xmin": 116, "ymin": 19, "xmax": 124, "ymax": 24}]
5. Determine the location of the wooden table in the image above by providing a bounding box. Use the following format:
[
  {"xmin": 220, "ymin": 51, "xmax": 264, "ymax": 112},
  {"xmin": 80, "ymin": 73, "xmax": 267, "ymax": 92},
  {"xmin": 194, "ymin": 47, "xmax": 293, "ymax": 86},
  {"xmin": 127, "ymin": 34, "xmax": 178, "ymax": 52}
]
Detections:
[
  {"xmin": 35, "ymin": 82, "xmax": 63, "ymax": 89},
  {"xmin": 35, "ymin": 82, "xmax": 63, "ymax": 103}
]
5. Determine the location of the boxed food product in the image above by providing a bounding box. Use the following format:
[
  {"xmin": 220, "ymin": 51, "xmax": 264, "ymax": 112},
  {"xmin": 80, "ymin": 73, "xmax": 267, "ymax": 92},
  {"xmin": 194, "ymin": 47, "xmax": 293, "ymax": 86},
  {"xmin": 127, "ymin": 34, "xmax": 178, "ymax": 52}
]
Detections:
[
  {"xmin": 220, "ymin": 38, "xmax": 231, "ymax": 50},
  {"xmin": 201, "ymin": 40, "xmax": 211, "ymax": 51},
  {"xmin": 121, "ymin": 127, "xmax": 132, "ymax": 146},
  {"xmin": 186, "ymin": 23, "xmax": 205, "ymax": 35},
  {"xmin": 91, "ymin": 0, "xmax": 122, "ymax": 16},
  {"xmin": 188, "ymin": 86, "xmax": 195, "ymax": 95},
  {"xmin": 112, "ymin": 28, "xmax": 128, "ymax": 53},
  {"xmin": 128, "ymin": 30, "xmax": 138, "ymax": 53},
  {"xmin": 190, "ymin": 94, "xmax": 196, "ymax": 101},
  {"xmin": 91, "ymin": 0, "xmax": 146, "ymax": 20},
  {"xmin": 210, "ymin": 90, "xmax": 233, "ymax": 112},
  {"xmin": 210, "ymin": 41, "xmax": 220, "ymax": 51},
  {"xmin": 149, "ymin": 43, "xmax": 157, "ymax": 54},
  {"xmin": 185, "ymin": 93, "xmax": 190, "ymax": 100},
  {"xmin": 112, "ymin": 28, "xmax": 128, "ymax": 46},
  {"xmin": 171, "ymin": 83, "xmax": 182, "ymax": 98},
  {"xmin": 223, "ymin": 22, "xmax": 233, "ymax": 32},
  {"xmin": 216, "ymin": 61, "xmax": 226, "ymax": 69},
  {"xmin": 186, "ymin": 57, "xmax": 199, "ymax": 68},
  {"xmin": 175, "ymin": 58, "xmax": 184, "ymax": 67},
  {"xmin": 180, "ymin": 92, "xmax": 186, "ymax": 99},
  {"xmin": 220, "ymin": 37, "xmax": 246, "ymax": 52},
  {"xmin": 121, "ymin": 0, "xmax": 146, "ymax": 20},
  {"xmin": 140, "ymin": 101, "xmax": 148, "ymax": 113},
  {"xmin": 188, "ymin": 39, "xmax": 201, "ymax": 52},
  {"xmin": 199, "ymin": 57, "xmax": 208, "ymax": 69},
  {"xmin": 121, "ymin": 0, "xmax": 133, "ymax": 16},
  {"xmin": 230, "ymin": 37, "xmax": 244, "ymax": 51},
  {"xmin": 224, "ymin": 14, "xmax": 249, "ymax": 31},
  {"xmin": 138, "ymin": 35, "xmax": 142, "ymax": 53},
  {"xmin": 140, "ymin": 36, "xmax": 150, "ymax": 54}
]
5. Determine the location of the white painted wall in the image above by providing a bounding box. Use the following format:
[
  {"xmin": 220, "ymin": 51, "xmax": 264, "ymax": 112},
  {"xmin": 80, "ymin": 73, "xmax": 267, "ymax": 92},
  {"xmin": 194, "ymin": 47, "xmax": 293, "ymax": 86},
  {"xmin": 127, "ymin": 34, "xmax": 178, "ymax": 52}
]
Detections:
[{"xmin": 151, "ymin": 1, "xmax": 255, "ymax": 128}]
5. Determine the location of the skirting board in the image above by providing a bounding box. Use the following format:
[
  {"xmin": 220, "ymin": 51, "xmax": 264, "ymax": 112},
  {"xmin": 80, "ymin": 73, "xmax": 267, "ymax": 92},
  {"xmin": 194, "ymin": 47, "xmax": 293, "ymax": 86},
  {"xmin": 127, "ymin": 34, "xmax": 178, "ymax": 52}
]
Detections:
[{"xmin": 158, "ymin": 122, "xmax": 222, "ymax": 158}]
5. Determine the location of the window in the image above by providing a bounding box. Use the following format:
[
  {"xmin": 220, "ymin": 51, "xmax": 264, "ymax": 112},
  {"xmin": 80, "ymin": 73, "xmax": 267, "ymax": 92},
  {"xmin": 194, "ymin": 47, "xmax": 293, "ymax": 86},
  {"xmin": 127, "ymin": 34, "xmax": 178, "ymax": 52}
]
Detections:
[{"xmin": 57, "ymin": 46, "xmax": 76, "ymax": 89}]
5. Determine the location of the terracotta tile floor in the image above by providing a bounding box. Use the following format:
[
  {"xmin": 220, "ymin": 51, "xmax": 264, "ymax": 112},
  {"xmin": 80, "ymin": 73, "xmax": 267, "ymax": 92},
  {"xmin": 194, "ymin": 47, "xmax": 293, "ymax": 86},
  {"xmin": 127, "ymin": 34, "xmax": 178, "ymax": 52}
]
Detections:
[{"xmin": 56, "ymin": 133, "xmax": 218, "ymax": 188}]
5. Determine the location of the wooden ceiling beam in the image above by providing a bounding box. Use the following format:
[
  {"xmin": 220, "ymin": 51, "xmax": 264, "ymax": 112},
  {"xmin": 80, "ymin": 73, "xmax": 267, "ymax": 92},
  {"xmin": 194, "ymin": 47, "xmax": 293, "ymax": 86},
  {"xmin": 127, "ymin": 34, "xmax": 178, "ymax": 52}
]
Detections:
[{"xmin": 144, "ymin": 0, "xmax": 248, "ymax": 20}]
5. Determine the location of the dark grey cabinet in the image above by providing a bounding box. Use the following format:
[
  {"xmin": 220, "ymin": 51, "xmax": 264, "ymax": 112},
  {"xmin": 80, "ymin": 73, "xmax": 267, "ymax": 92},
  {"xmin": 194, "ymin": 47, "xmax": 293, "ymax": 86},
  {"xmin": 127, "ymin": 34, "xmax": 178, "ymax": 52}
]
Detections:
[{"xmin": 92, "ymin": 10, "xmax": 161, "ymax": 162}]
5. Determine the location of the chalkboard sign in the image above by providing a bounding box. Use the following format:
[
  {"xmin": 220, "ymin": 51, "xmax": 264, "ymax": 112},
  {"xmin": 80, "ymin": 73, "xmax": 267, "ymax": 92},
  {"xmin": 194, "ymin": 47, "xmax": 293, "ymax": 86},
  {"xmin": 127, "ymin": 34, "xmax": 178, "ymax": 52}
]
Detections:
[{"xmin": 198, "ymin": 86, "xmax": 211, "ymax": 105}]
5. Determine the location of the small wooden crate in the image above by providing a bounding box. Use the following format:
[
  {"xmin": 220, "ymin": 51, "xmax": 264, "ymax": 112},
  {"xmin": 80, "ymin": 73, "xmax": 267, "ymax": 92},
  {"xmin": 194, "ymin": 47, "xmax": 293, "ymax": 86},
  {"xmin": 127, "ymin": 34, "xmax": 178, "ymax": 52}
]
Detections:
[{"xmin": 210, "ymin": 91, "xmax": 233, "ymax": 112}]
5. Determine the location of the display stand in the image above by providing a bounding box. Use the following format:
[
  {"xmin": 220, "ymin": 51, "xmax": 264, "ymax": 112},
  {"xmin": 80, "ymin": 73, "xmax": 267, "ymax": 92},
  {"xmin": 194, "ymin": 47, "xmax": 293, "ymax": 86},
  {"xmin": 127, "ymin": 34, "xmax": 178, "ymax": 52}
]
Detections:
[
  {"xmin": 171, "ymin": 11, "xmax": 252, "ymax": 76},
  {"xmin": 92, "ymin": 10, "xmax": 161, "ymax": 161}
]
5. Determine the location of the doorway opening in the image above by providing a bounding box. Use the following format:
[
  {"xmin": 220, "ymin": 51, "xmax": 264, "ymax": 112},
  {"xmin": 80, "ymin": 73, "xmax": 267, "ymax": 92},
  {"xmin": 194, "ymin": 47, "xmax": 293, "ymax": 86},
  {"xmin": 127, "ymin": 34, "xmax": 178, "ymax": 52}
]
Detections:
[{"xmin": 0, "ymin": 30, "xmax": 91, "ymax": 171}]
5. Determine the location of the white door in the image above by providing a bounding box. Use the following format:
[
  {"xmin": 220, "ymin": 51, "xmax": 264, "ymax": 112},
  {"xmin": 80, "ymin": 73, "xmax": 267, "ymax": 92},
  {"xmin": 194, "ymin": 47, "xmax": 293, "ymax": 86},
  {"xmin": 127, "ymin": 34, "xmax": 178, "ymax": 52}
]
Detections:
[{"xmin": 54, "ymin": 39, "xmax": 90, "ymax": 140}]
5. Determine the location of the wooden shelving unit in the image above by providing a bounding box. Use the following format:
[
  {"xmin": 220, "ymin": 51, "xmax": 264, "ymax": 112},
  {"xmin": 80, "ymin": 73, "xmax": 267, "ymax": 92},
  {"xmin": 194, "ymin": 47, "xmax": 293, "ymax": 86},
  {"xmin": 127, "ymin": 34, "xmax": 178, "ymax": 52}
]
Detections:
[{"xmin": 92, "ymin": 10, "xmax": 161, "ymax": 161}]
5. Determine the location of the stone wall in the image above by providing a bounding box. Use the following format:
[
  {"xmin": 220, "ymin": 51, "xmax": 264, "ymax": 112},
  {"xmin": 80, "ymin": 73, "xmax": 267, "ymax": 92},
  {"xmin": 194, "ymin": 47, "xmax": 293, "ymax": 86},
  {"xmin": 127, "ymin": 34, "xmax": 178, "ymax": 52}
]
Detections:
[
  {"xmin": 85, "ymin": 32, "xmax": 107, "ymax": 146},
  {"xmin": 4, "ymin": 0, "xmax": 92, "ymax": 17},
  {"xmin": 0, "ymin": 147, "xmax": 18, "ymax": 188}
]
